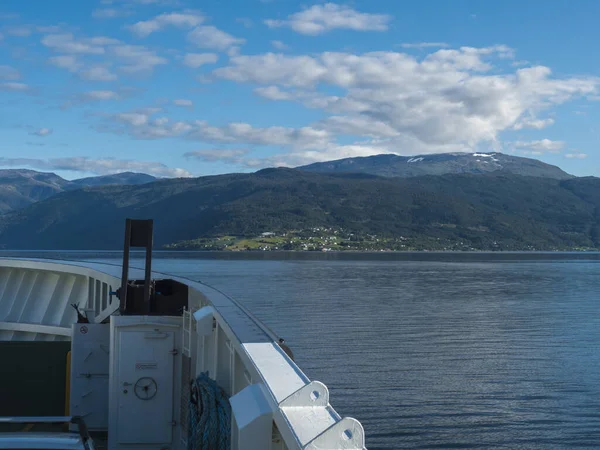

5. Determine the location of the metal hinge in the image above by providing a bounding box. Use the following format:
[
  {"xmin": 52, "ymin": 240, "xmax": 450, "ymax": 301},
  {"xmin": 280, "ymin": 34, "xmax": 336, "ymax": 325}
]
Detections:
[{"xmin": 169, "ymin": 349, "xmax": 179, "ymax": 355}]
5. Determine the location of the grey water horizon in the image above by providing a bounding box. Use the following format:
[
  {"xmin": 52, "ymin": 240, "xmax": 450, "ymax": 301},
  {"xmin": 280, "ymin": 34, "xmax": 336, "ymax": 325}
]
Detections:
[{"xmin": 3, "ymin": 251, "xmax": 600, "ymax": 449}]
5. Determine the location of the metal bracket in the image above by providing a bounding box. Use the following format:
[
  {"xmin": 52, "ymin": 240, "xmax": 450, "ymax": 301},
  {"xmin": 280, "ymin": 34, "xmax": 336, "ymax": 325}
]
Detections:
[
  {"xmin": 280, "ymin": 381, "xmax": 329, "ymax": 408},
  {"xmin": 305, "ymin": 417, "xmax": 365, "ymax": 450}
]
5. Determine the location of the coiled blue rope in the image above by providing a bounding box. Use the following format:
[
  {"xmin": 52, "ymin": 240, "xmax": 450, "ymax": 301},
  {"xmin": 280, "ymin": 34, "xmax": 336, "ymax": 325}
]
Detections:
[{"xmin": 189, "ymin": 372, "xmax": 231, "ymax": 450}]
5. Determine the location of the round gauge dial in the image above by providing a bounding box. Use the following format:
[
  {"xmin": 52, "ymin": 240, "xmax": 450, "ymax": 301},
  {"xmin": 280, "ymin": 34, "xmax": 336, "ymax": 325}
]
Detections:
[{"xmin": 134, "ymin": 377, "xmax": 158, "ymax": 400}]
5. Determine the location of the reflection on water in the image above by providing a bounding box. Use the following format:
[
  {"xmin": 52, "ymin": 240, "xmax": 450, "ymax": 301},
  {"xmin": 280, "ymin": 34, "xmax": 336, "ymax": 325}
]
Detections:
[{"xmin": 3, "ymin": 251, "xmax": 600, "ymax": 449}]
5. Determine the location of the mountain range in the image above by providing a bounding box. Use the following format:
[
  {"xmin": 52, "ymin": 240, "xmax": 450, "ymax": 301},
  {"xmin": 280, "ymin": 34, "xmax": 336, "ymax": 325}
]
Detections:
[
  {"xmin": 0, "ymin": 170, "xmax": 156, "ymax": 214},
  {"xmin": 0, "ymin": 167, "xmax": 598, "ymax": 251},
  {"xmin": 299, "ymin": 152, "xmax": 572, "ymax": 179},
  {"xmin": 0, "ymin": 153, "xmax": 597, "ymax": 251},
  {"xmin": 0, "ymin": 153, "xmax": 569, "ymax": 215}
]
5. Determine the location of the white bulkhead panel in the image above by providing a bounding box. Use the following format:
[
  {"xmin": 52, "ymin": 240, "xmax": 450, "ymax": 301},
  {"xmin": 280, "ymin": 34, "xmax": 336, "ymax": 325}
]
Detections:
[
  {"xmin": 117, "ymin": 329, "xmax": 174, "ymax": 444},
  {"xmin": 70, "ymin": 323, "xmax": 110, "ymax": 430},
  {"xmin": 108, "ymin": 316, "xmax": 182, "ymax": 450}
]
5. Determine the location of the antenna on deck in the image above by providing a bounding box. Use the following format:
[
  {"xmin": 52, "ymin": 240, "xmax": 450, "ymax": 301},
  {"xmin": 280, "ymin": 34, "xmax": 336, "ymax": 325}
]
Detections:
[{"xmin": 119, "ymin": 218, "xmax": 153, "ymax": 315}]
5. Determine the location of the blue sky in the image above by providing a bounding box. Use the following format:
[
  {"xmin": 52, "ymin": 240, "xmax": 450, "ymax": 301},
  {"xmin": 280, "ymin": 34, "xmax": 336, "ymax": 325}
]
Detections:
[{"xmin": 1, "ymin": 0, "xmax": 599, "ymax": 179}]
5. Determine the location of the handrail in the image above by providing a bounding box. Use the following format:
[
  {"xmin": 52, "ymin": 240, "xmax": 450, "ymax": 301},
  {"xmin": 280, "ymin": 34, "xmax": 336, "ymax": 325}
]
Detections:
[{"xmin": 0, "ymin": 322, "xmax": 71, "ymax": 337}]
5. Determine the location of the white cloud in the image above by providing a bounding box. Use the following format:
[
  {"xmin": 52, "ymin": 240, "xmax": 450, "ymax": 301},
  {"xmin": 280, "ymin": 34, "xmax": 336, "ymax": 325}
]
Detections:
[
  {"xmin": 0, "ymin": 82, "xmax": 29, "ymax": 92},
  {"xmin": 215, "ymin": 48, "xmax": 518, "ymax": 87},
  {"xmin": 99, "ymin": 108, "xmax": 192, "ymax": 139},
  {"xmin": 48, "ymin": 55, "xmax": 82, "ymax": 72},
  {"xmin": 88, "ymin": 36, "xmax": 121, "ymax": 45},
  {"xmin": 173, "ymin": 99, "xmax": 193, "ymax": 107},
  {"xmin": 265, "ymin": 3, "xmax": 391, "ymax": 35},
  {"xmin": 80, "ymin": 66, "xmax": 118, "ymax": 81},
  {"xmin": 424, "ymin": 45, "xmax": 514, "ymax": 71},
  {"xmin": 227, "ymin": 46, "xmax": 241, "ymax": 57},
  {"xmin": 319, "ymin": 115, "xmax": 400, "ymax": 138},
  {"xmin": 31, "ymin": 128, "xmax": 53, "ymax": 137},
  {"xmin": 564, "ymin": 152, "xmax": 587, "ymax": 159},
  {"xmin": 42, "ymin": 32, "xmax": 164, "ymax": 77},
  {"xmin": 115, "ymin": 112, "xmax": 152, "ymax": 127},
  {"xmin": 253, "ymin": 86, "xmax": 325, "ymax": 105},
  {"xmin": 0, "ymin": 65, "xmax": 20, "ymax": 80},
  {"xmin": 48, "ymin": 54, "xmax": 119, "ymax": 81},
  {"xmin": 111, "ymin": 44, "xmax": 168, "ymax": 73},
  {"xmin": 184, "ymin": 148, "xmax": 249, "ymax": 162},
  {"xmin": 254, "ymin": 86, "xmax": 296, "ymax": 101},
  {"xmin": 41, "ymin": 33, "xmax": 106, "ymax": 54},
  {"xmin": 399, "ymin": 42, "xmax": 449, "ymax": 49},
  {"xmin": 182, "ymin": 52, "xmax": 218, "ymax": 68},
  {"xmin": 128, "ymin": 12, "xmax": 204, "ymax": 37},
  {"xmin": 513, "ymin": 139, "xmax": 565, "ymax": 152},
  {"xmin": 214, "ymin": 53, "xmax": 327, "ymax": 87},
  {"xmin": 187, "ymin": 26, "xmax": 245, "ymax": 50},
  {"xmin": 83, "ymin": 42, "xmax": 599, "ymax": 168},
  {"xmin": 271, "ymin": 40, "xmax": 289, "ymax": 50},
  {"xmin": 513, "ymin": 117, "xmax": 554, "ymax": 130},
  {"xmin": 100, "ymin": 106, "xmax": 473, "ymax": 167},
  {"xmin": 93, "ymin": 8, "xmax": 131, "ymax": 18},
  {"xmin": 82, "ymin": 90, "xmax": 120, "ymax": 101},
  {"xmin": 213, "ymin": 47, "xmax": 598, "ymax": 162},
  {"xmin": 4, "ymin": 25, "xmax": 32, "ymax": 37},
  {"xmin": 187, "ymin": 122, "xmax": 331, "ymax": 148},
  {"xmin": 103, "ymin": 107, "xmax": 331, "ymax": 148},
  {"xmin": 0, "ymin": 157, "xmax": 190, "ymax": 177}
]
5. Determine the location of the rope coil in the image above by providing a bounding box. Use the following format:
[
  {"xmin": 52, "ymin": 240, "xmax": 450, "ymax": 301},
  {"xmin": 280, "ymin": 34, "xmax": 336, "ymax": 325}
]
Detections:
[{"xmin": 189, "ymin": 372, "xmax": 231, "ymax": 450}]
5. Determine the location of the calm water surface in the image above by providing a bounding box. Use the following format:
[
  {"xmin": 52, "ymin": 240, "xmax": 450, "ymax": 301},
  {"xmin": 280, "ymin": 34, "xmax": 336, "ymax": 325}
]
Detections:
[{"xmin": 5, "ymin": 251, "xmax": 600, "ymax": 449}]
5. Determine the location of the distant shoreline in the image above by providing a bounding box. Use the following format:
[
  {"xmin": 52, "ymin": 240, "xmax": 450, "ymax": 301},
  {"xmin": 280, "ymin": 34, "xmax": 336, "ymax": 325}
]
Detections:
[
  {"xmin": 0, "ymin": 249, "xmax": 599, "ymax": 255},
  {"xmin": 1, "ymin": 249, "xmax": 599, "ymax": 253},
  {"xmin": 159, "ymin": 248, "xmax": 600, "ymax": 253}
]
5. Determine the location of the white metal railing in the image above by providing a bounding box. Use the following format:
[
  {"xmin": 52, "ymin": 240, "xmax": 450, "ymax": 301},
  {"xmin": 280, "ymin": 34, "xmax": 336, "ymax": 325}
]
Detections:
[
  {"xmin": 188, "ymin": 300, "xmax": 367, "ymax": 450},
  {"xmin": 0, "ymin": 259, "xmax": 118, "ymax": 340},
  {"xmin": 0, "ymin": 258, "xmax": 367, "ymax": 449}
]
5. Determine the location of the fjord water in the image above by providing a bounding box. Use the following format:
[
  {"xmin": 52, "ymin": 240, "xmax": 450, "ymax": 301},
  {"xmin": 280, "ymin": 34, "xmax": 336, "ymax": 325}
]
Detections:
[{"xmin": 10, "ymin": 251, "xmax": 600, "ymax": 449}]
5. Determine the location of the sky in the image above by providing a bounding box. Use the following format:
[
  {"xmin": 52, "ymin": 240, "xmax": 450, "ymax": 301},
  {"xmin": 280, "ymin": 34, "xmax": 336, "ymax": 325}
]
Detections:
[{"xmin": 1, "ymin": 0, "xmax": 600, "ymax": 179}]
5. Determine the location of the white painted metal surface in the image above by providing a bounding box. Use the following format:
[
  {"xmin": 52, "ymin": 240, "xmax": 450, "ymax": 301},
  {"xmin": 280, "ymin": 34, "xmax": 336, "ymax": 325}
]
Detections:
[
  {"xmin": 108, "ymin": 316, "xmax": 182, "ymax": 450},
  {"xmin": 0, "ymin": 258, "xmax": 367, "ymax": 450},
  {"xmin": 0, "ymin": 417, "xmax": 95, "ymax": 449},
  {"xmin": 0, "ymin": 432, "xmax": 91, "ymax": 449},
  {"xmin": 0, "ymin": 259, "xmax": 119, "ymax": 341},
  {"xmin": 70, "ymin": 323, "xmax": 110, "ymax": 430},
  {"xmin": 230, "ymin": 384, "xmax": 273, "ymax": 450}
]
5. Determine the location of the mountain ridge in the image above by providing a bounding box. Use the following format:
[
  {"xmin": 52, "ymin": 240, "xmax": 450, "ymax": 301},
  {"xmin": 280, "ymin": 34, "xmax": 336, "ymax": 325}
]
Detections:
[
  {"xmin": 0, "ymin": 170, "xmax": 157, "ymax": 214},
  {"xmin": 0, "ymin": 153, "xmax": 574, "ymax": 214},
  {"xmin": 298, "ymin": 152, "xmax": 572, "ymax": 179},
  {"xmin": 69, "ymin": 172, "xmax": 157, "ymax": 188},
  {"xmin": 0, "ymin": 168, "xmax": 598, "ymax": 251}
]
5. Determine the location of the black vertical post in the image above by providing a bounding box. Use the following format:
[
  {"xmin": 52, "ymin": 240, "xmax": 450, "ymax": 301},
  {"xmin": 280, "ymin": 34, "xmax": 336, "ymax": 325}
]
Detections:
[
  {"xmin": 120, "ymin": 218, "xmax": 132, "ymax": 314},
  {"xmin": 120, "ymin": 218, "xmax": 154, "ymax": 315}
]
